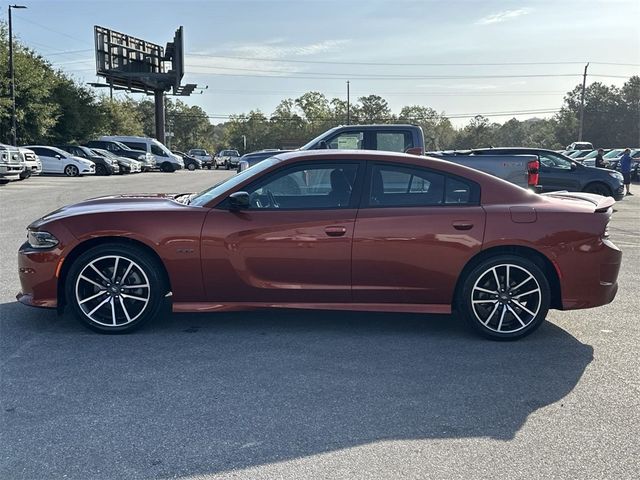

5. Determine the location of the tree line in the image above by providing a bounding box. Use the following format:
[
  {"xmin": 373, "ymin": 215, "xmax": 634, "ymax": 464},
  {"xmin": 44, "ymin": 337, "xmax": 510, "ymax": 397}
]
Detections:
[{"xmin": 2, "ymin": 23, "xmax": 639, "ymax": 154}]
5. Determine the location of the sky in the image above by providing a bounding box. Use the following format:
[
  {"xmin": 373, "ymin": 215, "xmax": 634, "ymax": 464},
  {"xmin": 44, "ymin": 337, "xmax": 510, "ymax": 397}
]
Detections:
[{"xmin": 3, "ymin": 0, "xmax": 639, "ymax": 126}]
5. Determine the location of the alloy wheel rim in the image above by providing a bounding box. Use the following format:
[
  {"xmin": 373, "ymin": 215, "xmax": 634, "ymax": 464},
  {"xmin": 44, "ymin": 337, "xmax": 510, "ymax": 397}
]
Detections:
[
  {"xmin": 75, "ymin": 255, "xmax": 151, "ymax": 327},
  {"xmin": 65, "ymin": 165, "xmax": 78, "ymax": 176},
  {"xmin": 471, "ymin": 263, "xmax": 542, "ymax": 334}
]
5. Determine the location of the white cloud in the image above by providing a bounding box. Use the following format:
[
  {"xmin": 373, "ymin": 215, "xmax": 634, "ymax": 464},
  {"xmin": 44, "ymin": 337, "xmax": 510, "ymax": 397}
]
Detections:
[
  {"xmin": 186, "ymin": 39, "xmax": 350, "ymax": 76},
  {"xmin": 476, "ymin": 8, "xmax": 532, "ymax": 25},
  {"xmin": 231, "ymin": 39, "xmax": 351, "ymax": 59}
]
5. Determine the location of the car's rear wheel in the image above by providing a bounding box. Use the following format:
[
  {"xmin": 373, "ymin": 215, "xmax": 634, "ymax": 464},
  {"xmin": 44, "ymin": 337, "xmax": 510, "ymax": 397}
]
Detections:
[
  {"xmin": 583, "ymin": 182, "xmax": 612, "ymax": 197},
  {"xmin": 64, "ymin": 164, "xmax": 79, "ymax": 177},
  {"xmin": 458, "ymin": 255, "xmax": 550, "ymax": 340},
  {"xmin": 65, "ymin": 244, "xmax": 166, "ymax": 333}
]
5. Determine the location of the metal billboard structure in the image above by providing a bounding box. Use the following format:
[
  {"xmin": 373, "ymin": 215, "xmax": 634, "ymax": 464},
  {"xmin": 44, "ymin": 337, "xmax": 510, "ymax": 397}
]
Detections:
[{"xmin": 93, "ymin": 26, "xmax": 194, "ymax": 142}]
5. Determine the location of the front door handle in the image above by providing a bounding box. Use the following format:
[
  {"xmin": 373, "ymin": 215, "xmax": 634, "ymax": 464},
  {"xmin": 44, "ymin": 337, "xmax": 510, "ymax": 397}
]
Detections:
[
  {"xmin": 325, "ymin": 226, "xmax": 347, "ymax": 237},
  {"xmin": 452, "ymin": 222, "xmax": 474, "ymax": 231}
]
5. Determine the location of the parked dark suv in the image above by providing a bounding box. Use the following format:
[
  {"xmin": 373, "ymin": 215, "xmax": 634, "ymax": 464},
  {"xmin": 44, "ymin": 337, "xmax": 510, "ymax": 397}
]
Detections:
[
  {"xmin": 56, "ymin": 145, "xmax": 119, "ymax": 176},
  {"xmin": 464, "ymin": 148, "xmax": 625, "ymax": 200}
]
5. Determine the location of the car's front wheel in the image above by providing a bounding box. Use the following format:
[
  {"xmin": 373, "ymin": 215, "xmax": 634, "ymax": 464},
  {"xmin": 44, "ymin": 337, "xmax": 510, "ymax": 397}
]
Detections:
[
  {"xmin": 65, "ymin": 243, "xmax": 167, "ymax": 333},
  {"xmin": 64, "ymin": 165, "xmax": 79, "ymax": 177},
  {"xmin": 187, "ymin": 162, "xmax": 196, "ymax": 171},
  {"xmin": 160, "ymin": 162, "xmax": 175, "ymax": 173},
  {"xmin": 458, "ymin": 255, "xmax": 550, "ymax": 340}
]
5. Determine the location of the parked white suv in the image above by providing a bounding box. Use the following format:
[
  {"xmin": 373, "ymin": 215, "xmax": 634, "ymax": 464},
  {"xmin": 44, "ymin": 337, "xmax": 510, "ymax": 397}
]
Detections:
[
  {"xmin": 0, "ymin": 143, "xmax": 25, "ymax": 181},
  {"xmin": 18, "ymin": 147, "xmax": 42, "ymax": 180},
  {"xmin": 101, "ymin": 136, "xmax": 183, "ymax": 172},
  {"xmin": 23, "ymin": 146, "xmax": 95, "ymax": 177}
]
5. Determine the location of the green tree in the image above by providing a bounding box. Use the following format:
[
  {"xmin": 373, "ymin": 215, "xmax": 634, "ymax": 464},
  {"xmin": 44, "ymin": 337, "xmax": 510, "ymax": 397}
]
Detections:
[{"xmin": 358, "ymin": 95, "xmax": 391, "ymax": 123}]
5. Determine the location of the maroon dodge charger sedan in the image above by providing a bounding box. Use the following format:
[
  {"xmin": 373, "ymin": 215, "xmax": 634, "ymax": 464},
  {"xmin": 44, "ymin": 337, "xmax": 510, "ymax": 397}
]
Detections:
[{"xmin": 17, "ymin": 151, "xmax": 621, "ymax": 339}]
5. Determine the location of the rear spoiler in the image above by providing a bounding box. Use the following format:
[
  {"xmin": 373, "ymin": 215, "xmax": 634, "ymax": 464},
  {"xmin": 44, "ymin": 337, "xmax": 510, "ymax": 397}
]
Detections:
[{"xmin": 540, "ymin": 191, "xmax": 615, "ymax": 212}]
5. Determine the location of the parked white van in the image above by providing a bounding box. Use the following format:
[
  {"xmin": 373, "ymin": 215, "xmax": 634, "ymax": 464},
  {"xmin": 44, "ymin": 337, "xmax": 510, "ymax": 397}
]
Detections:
[{"xmin": 100, "ymin": 136, "xmax": 184, "ymax": 172}]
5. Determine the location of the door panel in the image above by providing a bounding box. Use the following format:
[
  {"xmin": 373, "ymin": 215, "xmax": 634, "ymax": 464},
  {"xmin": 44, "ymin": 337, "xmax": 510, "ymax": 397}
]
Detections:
[
  {"xmin": 200, "ymin": 209, "xmax": 356, "ymax": 303},
  {"xmin": 352, "ymin": 206, "xmax": 485, "ymax": 304}
]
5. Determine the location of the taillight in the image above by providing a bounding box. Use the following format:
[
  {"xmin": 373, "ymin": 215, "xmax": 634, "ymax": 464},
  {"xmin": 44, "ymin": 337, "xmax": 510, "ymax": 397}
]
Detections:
[{"xmin": 527, "ymin": 159, "xmax": 540, "ymax": 187}]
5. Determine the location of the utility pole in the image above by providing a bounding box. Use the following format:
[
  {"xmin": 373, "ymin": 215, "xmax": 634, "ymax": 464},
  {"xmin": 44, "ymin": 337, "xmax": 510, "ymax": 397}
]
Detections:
[
  {"xmin": 346, "ymin": 80, "xmax": 350, "ymax": 125},
  {"xmin": 8, "ymin": 5, "xmax": 27, "ymax": 146},
  {"xmin": 154, "ymin": 90, "xmax": 165, "ymax": 143},
  {"xmin": 578, "ymin": 62, "xmax": 589, "ymax": 141}
]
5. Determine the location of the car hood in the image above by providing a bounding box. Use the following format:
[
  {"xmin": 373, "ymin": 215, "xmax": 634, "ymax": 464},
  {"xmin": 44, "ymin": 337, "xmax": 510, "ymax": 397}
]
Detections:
[{"xmin": 29, "ymin": 194, "xmax": 189, "ymax": 228}]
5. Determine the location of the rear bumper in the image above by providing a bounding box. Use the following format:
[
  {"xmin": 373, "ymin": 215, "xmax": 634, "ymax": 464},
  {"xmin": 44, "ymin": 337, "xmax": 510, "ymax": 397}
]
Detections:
[{"xmin": 557, "ymin": 238, "xmax": 622, "ymax": 310}]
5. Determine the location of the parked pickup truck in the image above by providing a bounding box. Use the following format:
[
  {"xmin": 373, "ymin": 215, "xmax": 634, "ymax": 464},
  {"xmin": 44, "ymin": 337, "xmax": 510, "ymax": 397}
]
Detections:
[
  {"xmin": 238, "ymin": 125, "xmax": 538, "ymax": 189},
  {"xmin": 429, "ymin": 151, "xmax": 538, "ymax": 189},
  {"xmin": 0, "ymin": 143, "xmax": 25, "ymax": 181}
]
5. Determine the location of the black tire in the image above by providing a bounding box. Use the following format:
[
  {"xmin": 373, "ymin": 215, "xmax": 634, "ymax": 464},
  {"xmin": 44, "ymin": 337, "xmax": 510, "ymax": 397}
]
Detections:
[
  {"xmin": 187, "ymin": 162, "xmax": 196, "ymax": 171},
  {"xmin": 64, "ymin": 164, "xmax": 79, "ymax": 177},
  {"xmin": 458, "ymin": 254, "xmax": 550, "ymax": 340},
  {"xmin": 95, "ymin": 164, "xmax": 107, "ymax": 176},
  {"xmin": 207, "ymin": 165, "xmax": 212, "ymax": 170},
  {"xmin": 583, "ymin": 182, "xmax": 612, "ymax": 197},
  {"xmin": 215, "ymin": 162, "xmax": 219, "ymax": 170},
  {"xmin": 65, "ymin": 243, "xmax": 167, "ymax": 334},
  {"xmin": 19, "ymin": 170, "xmax": 31, "ymax": 180},
  {"xmin": 160, "ymin": 162, "xmax": 175, "ymax": 173},
  {"xmin": 225, "ymin": 161, "xmax": 230, "ymax": 170}
]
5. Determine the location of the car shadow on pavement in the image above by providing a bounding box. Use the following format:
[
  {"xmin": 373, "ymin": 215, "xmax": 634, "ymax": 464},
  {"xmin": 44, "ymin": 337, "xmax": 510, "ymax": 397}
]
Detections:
[{"xmin": 1, "ymin": 302, "xmax": 593, "ymax": 479}]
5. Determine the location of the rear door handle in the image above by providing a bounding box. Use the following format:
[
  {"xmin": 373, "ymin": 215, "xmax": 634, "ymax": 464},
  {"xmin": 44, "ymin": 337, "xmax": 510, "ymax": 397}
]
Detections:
[
  {"xmin": 452, "ymin": 222, "xmax": 474, "ymax": 231},
  {"xmin": 325, "ymin": 226, "xmax": 347, "ymax": 237}
]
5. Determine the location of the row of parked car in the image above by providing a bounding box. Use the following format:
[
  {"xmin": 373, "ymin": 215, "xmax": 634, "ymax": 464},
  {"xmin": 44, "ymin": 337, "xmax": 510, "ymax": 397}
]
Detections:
[
  {"xmin": 560, "ymin": 147, "xmax": 640, "ymax": 180},
  {"xmin": 0, "ymin": 136, "xmax": 227, "ymax": 182}
]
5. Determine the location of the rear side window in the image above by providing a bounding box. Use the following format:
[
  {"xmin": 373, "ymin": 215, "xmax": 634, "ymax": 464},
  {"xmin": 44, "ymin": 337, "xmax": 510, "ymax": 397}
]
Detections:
[
  {"xmin": 374, "ymin": 132, "xmax": 413, "ymax": 153},
  {"xmin": 368, "ymin": 163, "xmax": 478, "ymax": 207},
  {"xmin": 123, "ymin": 142, "xmax": 147, "ymax": 151}
]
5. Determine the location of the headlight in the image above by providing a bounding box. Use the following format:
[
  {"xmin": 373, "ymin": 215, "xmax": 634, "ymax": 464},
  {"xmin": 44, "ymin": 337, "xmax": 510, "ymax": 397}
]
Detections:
[
  {"xmin": 27, "ymin": 230, "xmax": 59, "ymax": 249},
  {"xmin": 609, "ymin": 171, "xmax": 623, "ymax": 180}
]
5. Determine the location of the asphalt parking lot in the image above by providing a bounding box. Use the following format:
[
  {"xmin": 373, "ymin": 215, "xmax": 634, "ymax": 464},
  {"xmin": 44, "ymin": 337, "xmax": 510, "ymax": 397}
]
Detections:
[{"xmin": 1, "ymin": 171, "xmax": 639, "ymax": 480}]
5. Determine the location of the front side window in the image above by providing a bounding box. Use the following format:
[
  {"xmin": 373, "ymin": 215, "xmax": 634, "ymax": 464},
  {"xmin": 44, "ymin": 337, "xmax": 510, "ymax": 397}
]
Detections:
[
  {"xmin": 327, "ymin": 131, "xmax": 364, "ymax": 150},
  {"xmin": 368, "ymin": 163, "xmax": 476, "ymax": 207},
  {"xmin": 150, "ymin": 144, "xmax": 167, "ymax": 156},
  {"xmin": 539, "ymin": 153, "xmax": 573, "ymax": 170},
  {"xmin": 245, "ymin": 163, "xmax": 360, "ymax": 210}
]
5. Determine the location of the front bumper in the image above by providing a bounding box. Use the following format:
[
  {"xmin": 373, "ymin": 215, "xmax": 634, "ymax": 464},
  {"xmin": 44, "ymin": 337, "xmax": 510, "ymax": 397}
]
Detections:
[{"xmin": 17, "ymin": 242, "xmax": 63, "ymax": 309}]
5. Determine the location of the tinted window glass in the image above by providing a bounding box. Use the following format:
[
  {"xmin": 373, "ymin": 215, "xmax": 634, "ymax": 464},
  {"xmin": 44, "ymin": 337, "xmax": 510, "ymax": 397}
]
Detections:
[
  {"xmin": 539, "ymin": 153, "xmax": 572, "ymax": 170},
  {"xmin": 375, "ymin": 132, "xmax": 413, "ymax": 153},
  {"xmin": 123, "ymin": 142, "xmax": 147, "ymax": 151},
  {"xmin": 150, "ymin": 144, "xmax": 167, "ymax": 156},
  {"xmin": 368, "ymin": 164, "xmax": 476, "ymax": 207},
  {"xmin": 246, "ymin": 163, "xmax": 359, "ymax": 210}
]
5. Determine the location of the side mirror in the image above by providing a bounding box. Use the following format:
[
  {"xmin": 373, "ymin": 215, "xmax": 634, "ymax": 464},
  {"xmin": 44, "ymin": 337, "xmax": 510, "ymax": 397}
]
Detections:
[
  {"xmin": 55, "ymin": 155, "xmax": 62, "ymax": 159},
  {"xmin": 228, "ymin": 191, "xmax": 250, "ymax": 210},
  {"xmin": 317, "ymin": 140, "xmax": 328, "ymax": 150}
]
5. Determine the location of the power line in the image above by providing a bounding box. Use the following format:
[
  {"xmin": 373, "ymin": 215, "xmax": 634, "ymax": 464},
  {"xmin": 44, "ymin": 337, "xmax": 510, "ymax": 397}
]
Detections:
[
  {"xmin": 17, "ymin": 17, "xmax": 86, "ymax": 43},
  {"xmin": 186, "ymin": 53, "xmax": 640, "ymax": 68}
]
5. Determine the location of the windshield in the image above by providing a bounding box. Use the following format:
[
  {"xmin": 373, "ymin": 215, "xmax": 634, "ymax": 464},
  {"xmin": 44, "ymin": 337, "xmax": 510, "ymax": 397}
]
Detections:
[
  {"xmin": 299, "ymin": 126, "xmax": 340, "ymax": 150},
  {"xmin": 604, "ymin": 149, "xmax": 623, "ymax": 159},
  {"xmin": 189, "ymin": 157, "xmax": 281, "ymax": 207}
]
